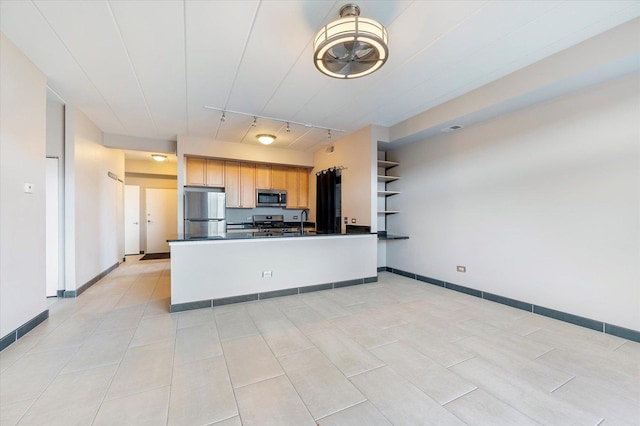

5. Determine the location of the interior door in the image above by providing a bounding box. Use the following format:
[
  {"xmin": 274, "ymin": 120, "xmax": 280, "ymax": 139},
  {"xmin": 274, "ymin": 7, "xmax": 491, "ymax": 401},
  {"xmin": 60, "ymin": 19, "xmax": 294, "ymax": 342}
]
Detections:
[
  {"xmin": 146, "ymin": 188, "xmax": 177, "ymax": 254},
  {"xmin": 45, "ymin": 157, "xmax": 58, "ymax": 297},
  {"xmin": 124, "ymin": 185, "xmax": 140, "ymax": 255}
]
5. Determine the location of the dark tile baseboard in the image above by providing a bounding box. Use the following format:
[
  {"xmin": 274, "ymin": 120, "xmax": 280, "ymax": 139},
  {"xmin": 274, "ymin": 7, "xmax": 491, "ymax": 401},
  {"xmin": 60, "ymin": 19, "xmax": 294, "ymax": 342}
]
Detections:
[
  {"xmin": 384, "ymin": 268, "xmax": 640, "ymax": 343},
  {"xmin": 170, "ymin": 275, "xmax": 379, "ymax": 313},
  {"xmin": 63, "ymin": 262, "xmax": 119, "ymax": 298},
  {"xmin": 1, "ymin": 309, "xmax": 49, "ymax": 352}
]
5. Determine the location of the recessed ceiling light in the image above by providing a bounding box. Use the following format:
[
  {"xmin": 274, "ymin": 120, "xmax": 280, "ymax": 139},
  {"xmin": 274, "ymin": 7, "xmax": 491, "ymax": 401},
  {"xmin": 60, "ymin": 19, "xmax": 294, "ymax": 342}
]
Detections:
[
  {"xmin": 440, "ymin": 124, "xmax": 464, "ymax": 133},
  {"xmin": 151, "ymin": 154, "xmax": 167, "ymax": 162},
  {"xmin": 257, "ymin": 134, "xmax": 276, "ymax": 145}
]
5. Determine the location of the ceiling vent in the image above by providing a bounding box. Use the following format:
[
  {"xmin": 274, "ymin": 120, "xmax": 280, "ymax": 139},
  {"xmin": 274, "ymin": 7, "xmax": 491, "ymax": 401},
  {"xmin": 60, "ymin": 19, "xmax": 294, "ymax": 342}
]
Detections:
[{"xmin": 440, "ymin": 124, "xmax": 464, "ymax": 133}]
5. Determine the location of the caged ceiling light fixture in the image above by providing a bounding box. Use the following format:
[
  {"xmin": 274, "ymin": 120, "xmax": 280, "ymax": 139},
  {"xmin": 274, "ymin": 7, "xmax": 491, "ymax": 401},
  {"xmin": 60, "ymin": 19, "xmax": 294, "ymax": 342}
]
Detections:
[{"xmin": 313, "ymin": 3, "xmax": 389, "ymax": 79}]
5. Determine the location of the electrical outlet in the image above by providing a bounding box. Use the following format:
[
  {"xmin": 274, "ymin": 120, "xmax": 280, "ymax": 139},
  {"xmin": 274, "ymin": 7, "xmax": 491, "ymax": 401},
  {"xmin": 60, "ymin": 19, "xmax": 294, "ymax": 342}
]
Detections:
[
  {"xmin": 262, "ymin": 271, "xmax": 272, "ymax": 278},
  {"xmin": 351, "ymin": 218, "xmax": 356, "ymax": 223},
  {"xmin": 344, "ymin": 217, "xmax": 348, "ymax": 224},
  {"xmin": 293, "ymin": 215, "xmax": 298, "ymax": 220},
  {"xmin": 457, "ymin": 266, "xmax": 466, "ymax": 273}
]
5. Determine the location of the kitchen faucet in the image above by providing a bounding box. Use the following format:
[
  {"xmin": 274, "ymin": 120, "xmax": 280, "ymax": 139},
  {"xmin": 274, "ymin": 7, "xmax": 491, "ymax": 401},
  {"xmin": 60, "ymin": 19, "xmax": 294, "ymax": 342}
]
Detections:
[{"xmin": 300, "ymin": 209, "xmax": 309, "ymax": 234}]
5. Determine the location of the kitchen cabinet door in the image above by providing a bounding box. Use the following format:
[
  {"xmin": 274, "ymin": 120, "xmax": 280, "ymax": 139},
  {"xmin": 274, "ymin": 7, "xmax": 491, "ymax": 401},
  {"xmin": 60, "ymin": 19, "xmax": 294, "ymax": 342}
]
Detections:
[
  {"xmin": 298, "ymin": 168, "xmax": 309, "ymax": 209},
  {"xmin": 240, "ymin": 163, "xmax": 256, "ymax": 208},
  {"xmin": 186, "ymin": 157, "xmax": 206, "ymax": 186},
  {"xmin": 255, "ymin": 164, "xmax": 271, "ymax": 189},
  {"xmin": 205, "ymin": 159, "xmax": 224, "ymax": 187},
  {"xmin": 286, "ymin": 168, "xmax": 299, "ymax": 208},
  {"xmin": 225, "ymin": 161, "xmax": 240, "ymax": 207},
  {"xmin": 271, "ymin": 166, "xmax": 287, "ymax": 190}
]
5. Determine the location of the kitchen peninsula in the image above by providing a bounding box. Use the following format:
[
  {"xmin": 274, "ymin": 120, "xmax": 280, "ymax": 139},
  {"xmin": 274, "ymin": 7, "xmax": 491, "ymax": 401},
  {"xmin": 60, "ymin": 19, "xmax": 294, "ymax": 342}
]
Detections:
[{"xmin": 168, "ymin": 232, "xmax": 377, "ymax": 312}]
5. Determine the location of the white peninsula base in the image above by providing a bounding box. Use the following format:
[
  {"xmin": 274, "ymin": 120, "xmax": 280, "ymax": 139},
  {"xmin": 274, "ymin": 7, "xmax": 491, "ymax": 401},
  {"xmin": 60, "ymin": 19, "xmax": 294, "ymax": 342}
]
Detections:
[{"xmin": 169, "ymin": 234, "xmax": 377, "ymax": 312}]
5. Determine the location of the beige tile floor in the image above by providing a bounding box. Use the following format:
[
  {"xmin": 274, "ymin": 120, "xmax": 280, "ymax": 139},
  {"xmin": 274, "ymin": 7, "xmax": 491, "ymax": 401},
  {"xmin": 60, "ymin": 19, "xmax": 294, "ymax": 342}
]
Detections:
[{"xmin": 1, "ymin": 256, "xmax": 639, "ymax": 425}]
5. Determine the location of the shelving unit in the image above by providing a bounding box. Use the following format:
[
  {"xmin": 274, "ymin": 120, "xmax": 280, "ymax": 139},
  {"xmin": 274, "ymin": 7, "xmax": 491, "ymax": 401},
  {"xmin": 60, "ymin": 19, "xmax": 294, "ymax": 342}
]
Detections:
[
  {"xmin": 377, "ymin": 156, "xmax": 408, "ymax": 268},
  {"xmin": 377, "ymin": 190, "xmax": 400, "ymax": 197},
  {"xmin": 378, "ymin": 160, "xmax": 400, "ymax": 170},
  {"xmin": 377, "ymin": 175, "xmax": 399, "ymax": 183},
  {"xmin": 377, "ymin": 159, "xmax": 400, "ymax": 215}
]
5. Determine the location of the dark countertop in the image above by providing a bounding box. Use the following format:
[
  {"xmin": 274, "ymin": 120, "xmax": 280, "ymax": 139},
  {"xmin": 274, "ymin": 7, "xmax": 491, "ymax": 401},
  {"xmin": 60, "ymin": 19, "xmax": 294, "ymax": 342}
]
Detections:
[
  {"xmin": 377, "ymin": 231, "xmax": 409, "ymax": 240},
  {"xmin": 168, "ymin": 231, "xmax": 376, "ymax": 242},
  {"xmin": 226, "ymin": 221, "xmax": 315, "ymax": 229}
]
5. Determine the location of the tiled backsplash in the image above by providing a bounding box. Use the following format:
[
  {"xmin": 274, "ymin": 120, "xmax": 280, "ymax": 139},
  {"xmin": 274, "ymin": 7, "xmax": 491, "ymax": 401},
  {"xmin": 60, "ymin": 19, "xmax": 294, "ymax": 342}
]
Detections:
[{"xmin": 226, "ymin": 207, "xmax": 308, "ymax": 223}]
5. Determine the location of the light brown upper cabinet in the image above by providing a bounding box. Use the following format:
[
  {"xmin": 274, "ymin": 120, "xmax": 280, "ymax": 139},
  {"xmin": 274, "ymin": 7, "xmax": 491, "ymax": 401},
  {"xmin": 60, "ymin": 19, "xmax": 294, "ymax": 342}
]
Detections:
[
  {"xmin": 255, "ymin": 164, "xmax": 271, "ymax": 189},
  {"xmin": 205, "ymin": 159, "xmax": 224, "ymax": 187},
  {"xmin": 240, "ymin": 163, "xmax": 256, "ymax": 208},
  {"xmin": 285, "ymin": 168, "xmax": 310, "ymax": 209},
  {"xmin": 298, "ymin": 168, "xmax": 309, "ymax": 209},
  {"xmin": 186, "ymin": 157, "xmax": 224, "ymax": 187},
  {"xmin": 286, "ymin": 168, "xmax": 299, "ymax": 209},
  {"xmin": 225, "ymin": 161, "xmax": 240, "ymax": 207},
  {"xmin": 225, "ymin": 161, "xmax": 256, "ymax": 208},
  {"xmin": 186, "ymin": 157, "xmax": 206, "ymax": 186},
  {"xmin": 271, "ymin": 166, "xmax": 287, "ymax": 190}
]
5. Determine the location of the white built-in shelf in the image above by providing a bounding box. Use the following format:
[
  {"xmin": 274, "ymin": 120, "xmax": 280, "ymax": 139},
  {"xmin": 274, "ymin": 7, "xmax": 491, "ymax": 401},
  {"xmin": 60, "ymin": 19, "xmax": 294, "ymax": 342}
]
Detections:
[
  {"xmin": 377, "ymin": 175, "xmax": 399, "ymax": 183},
  {"xmin": 378, "ymin": 190, "xmax": 400, "ymax": 197},
  {"xmin": 378, "ymin": 210, "xmax": 400, "ymax": 215},
  {"xmin": 377, "ymin": 160, "xmax": 400, "ymax": 170}
]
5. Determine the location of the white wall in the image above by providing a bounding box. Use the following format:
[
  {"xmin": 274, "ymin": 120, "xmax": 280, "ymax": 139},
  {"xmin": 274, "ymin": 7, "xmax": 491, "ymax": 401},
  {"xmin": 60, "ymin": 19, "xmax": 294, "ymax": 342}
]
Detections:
[
  {"xmin": 0, "ymin": 33, "xmax": 47, "ymax": 336},
  {"xmin": 181, "ymin": 136, "xmax": 314, "ymax": 167},
  {"xmin": 67, "ymin": 109, "xmax": 125, "ymax": 290},
  {"xmin": 386, "ymin": 73, "xmax": 640, "ymax": 330},
  {"xmin": 312, "ymin": 126, "xmax": 377, "ymax": 232},
  {"xmin": 46, "ymin": 90, "xmax": 65, "ymax": 292}
]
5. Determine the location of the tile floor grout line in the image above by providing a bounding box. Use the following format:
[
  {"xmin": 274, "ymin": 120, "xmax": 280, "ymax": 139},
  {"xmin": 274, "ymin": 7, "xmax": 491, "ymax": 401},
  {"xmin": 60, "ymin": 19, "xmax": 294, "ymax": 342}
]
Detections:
[
  {"xmin": 345, "ymin": 363, "xmax": 387, "ymax": 379},
  {"xmin": 549, "ymin": 375, "xmax": 576, "ymax": 393},
  {"xmin": 611, "ymin": 340, "xmax": 627, "ymax": 352},
  {"xmin": 534, "ymin": 347, "xmax": 556, "ymax": 360},
  {"xmin": 364, "ymin": 338, "xmax": 399, "ymax": 351},
  {"xmin": 441, "ymin": 386, "xmax": 479, "ymax": 406},
  {"xmin": 313, "ymin": 397, "xmax": 368, "ymax": 421},
  {"xmin": 445, "ymin": 355, "xmax": 476, "ymax": 369}
]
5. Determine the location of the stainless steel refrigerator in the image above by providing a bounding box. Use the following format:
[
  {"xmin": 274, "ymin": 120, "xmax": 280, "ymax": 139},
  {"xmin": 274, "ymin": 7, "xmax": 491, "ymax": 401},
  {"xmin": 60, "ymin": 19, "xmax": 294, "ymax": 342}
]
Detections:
[{"xmin": 184, "ymin": 189, "xmax": 226, "ymax": 236}]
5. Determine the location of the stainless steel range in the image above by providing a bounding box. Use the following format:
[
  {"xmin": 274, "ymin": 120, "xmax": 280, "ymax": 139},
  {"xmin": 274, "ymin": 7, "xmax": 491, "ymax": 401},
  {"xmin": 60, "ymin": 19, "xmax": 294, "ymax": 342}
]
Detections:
[{"xmin": 252, "ymin": 214, "xmax": 292, "ymax": 236}]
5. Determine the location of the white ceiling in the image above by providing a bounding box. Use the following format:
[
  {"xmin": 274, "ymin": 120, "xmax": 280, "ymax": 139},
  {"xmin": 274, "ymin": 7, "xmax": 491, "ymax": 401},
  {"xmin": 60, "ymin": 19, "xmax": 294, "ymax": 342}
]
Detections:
[{"xmin": 1, "ymin": 1, "xmax": 639, "ymax": 153}]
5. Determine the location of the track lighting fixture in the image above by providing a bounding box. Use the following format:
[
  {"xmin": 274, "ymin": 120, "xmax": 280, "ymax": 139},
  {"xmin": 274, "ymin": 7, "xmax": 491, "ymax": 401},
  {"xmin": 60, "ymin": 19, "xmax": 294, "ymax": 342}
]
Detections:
[{"xmin": 205, "ymin": 106, "xmax": 343, "ymax": 137}]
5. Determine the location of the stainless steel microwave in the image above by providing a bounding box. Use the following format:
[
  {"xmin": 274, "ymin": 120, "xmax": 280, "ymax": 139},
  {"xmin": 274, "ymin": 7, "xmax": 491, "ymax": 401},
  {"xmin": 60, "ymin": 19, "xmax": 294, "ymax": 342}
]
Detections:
[{"xmin": 256, "ymin": 189, "xmax": 287, "ymax": 207}]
